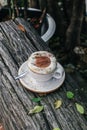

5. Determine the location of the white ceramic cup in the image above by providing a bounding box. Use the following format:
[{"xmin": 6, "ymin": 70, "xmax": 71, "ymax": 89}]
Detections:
[{"xmin": 27, "ymin": 51, "xmax": 63, "ymax": 82}]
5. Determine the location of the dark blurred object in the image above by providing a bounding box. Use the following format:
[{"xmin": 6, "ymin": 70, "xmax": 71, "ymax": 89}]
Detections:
[
  {"xmin": 0, "ymin": 7, "xmax": 10, "ymax": 22},
  {"xmin": 30, "ymin": 8, "xmax": 46, "ymax": 33}
]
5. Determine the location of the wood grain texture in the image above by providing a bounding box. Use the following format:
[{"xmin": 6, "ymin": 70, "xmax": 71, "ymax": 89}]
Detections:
[{"xmin": 0, "ymin": 18, "xmax": 87, "ymax": 130}]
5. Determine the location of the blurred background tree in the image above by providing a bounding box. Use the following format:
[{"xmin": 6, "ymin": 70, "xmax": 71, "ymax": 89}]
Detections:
[{"xmin": 29, "ymin": 0, "xmax": 86, "ymax": 54}]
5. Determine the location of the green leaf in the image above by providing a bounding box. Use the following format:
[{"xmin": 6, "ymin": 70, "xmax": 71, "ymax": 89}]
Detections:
[
  {"xmin": 54, "ymin": 100, "xmax": 62, "ymax": 109},
  {"xmin": 66, "ymin": 91, "xmax": 74, "ymax": 99},
  {"xmin": 31, "ymin": 97, "xmax": 42, "ymax": 102},
  {"xmin": 53, "ymin": 128, "xmax": 61, "ymax": 130},
  {"xmin": 75, "ymin": 103, "xmax": 85, "ymax": 114},
  {"xmin": 29, "ymin": 105, "xmax": 44, "ymax": 114}
]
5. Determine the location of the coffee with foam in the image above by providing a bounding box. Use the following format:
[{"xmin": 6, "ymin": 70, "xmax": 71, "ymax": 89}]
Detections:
[{"xmin": 28, "ymin": 51, "xmax": 57, "ymax": 74}]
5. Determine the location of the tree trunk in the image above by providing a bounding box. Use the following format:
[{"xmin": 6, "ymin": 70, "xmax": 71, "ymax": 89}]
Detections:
[
  {"xmin": 39, "ymin": 0, "xmax": 47, "ymax": 10},
  {"xmin": 62, "ymin": 0, "xmax": 73, "ymax": 23},
  {"xmin": 13, "ymin": 0, "xmax": 86, "ymax": 53},
  {"xmin": 46, "ymin": 0, "xmax": 67, "ymax": 36},
  {"xmin": 65, "ymin": 0, "xmax": 85, "ymax": 52},
  {"xmin": 29, "ymin": 0, "xmax": 39, "ymax": 8},
  {"xmin": 24, "ymin": 0, "xmax": 28, "ymax": 19}
]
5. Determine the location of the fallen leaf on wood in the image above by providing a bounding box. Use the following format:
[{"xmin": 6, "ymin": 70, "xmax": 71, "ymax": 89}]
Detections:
[
  {"xmin": 54, "ymin": 100, "xmax": 62, "ymax": 109},
  {"xmin": 18, "ymin": 24, "xmax": 26, "ymax": 32},
  {"xmin": 29, "ymin": 105, "xmax": 44, "ymax": 114},
  {"xmin": 75, "ymin": 103, "xmax": 85, "ymax": 114},
  {"xmin": 53, "ymin": 128, "xmax": 61, "ymax": 130},
  {"xmin": 31, "ymin": 97, "xmax": 42, "ymax": 102},
  {"xmin": 66, "ymin": 91, "xmax": 74, "ymax": 99}
]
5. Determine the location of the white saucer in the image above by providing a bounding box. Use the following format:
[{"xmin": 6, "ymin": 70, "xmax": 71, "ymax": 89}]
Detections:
[{"xmin": 18, "ymin": 61, "xmax": 65, "ymax": 94}]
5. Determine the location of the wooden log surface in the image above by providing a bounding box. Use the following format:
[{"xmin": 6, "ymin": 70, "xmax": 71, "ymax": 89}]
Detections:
[{"xmin": 0, "ymin": 18, "xmax": 87, "ymax": 130}]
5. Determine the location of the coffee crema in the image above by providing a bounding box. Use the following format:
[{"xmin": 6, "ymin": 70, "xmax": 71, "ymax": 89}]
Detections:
[
  {"xmin": 28, "ymin": 51, "xmax": 57, "ymax": 74},
  {"xmin": 35, "ymin": 56, "xmax": 51, "ymax": 68}
]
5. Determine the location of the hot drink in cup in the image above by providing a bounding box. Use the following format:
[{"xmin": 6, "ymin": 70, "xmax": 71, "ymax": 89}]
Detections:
[{"xmin": 27, "ymin": 51, "xmax": 62, "ymax": 81}]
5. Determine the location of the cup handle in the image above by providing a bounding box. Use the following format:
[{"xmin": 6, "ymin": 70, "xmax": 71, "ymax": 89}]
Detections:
[{"xmin": 53, "ymin": 68, "xmax": 63, "ymax": 79}]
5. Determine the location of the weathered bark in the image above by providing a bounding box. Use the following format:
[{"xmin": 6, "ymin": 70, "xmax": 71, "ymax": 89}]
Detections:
[
  {"xmin": 0, "ymin": 18, "xmax": 87, "ymax": 130},
  {"xmin": 65, "ymin": 0, "xmax": 85, "ymax": 52}
]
